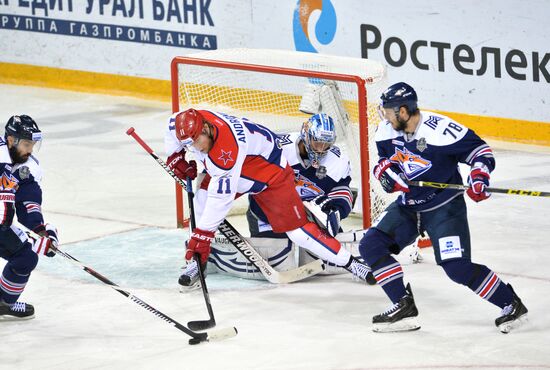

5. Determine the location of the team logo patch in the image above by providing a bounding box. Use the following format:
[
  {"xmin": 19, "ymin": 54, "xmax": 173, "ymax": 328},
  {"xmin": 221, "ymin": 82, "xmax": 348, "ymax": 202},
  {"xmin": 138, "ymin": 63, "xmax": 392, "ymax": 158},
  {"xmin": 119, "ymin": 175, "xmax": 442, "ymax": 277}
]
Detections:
[
  {"xmin": 295, "ymin": 173, "xmax": 323, "ymax": 200},
  {"xmin": 218, "ymin": 150, "xmax": 234, "ymax": 166},
  {"xmin": 416, "ymin": 137, "xmax": 428, "ymax": 152},
  {"xmin": 390, "ymin": 147, "xmax": 432, "ymax": 179},
  {"xmin": 0, "ymin": 173, "xmax": 18, "ymax": 191}
]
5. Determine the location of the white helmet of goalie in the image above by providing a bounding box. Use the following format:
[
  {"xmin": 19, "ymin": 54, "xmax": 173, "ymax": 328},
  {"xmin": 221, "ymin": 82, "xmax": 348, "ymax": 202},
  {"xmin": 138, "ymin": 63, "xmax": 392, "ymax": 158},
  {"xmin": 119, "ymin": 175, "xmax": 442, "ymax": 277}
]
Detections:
[{"xmin": 300, "ymin": 113, "xmax": 337, "ymax": 168}]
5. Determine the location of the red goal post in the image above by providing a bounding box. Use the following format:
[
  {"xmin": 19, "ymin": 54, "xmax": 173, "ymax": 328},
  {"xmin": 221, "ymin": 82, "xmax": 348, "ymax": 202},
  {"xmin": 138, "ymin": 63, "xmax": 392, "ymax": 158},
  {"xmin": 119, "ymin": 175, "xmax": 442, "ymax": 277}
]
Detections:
[{"xmin": 170, "ymin": 49, "xmax": 390, "ymax": 229}]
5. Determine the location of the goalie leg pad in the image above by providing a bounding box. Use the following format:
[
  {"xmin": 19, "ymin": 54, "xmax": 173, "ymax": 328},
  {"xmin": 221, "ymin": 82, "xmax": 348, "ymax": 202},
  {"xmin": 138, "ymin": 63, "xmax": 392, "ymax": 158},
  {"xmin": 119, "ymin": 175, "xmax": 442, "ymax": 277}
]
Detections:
[{"xmin": 208, "ymin": 236, "xmax": 298, "ymax": 281}]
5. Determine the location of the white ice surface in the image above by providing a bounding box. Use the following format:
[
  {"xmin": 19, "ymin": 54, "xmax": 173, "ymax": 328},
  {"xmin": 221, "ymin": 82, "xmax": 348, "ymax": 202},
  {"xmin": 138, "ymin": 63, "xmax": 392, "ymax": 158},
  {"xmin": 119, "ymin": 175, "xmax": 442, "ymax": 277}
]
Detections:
[{"xmin": 1, "ymin": 84, "xmax": 550, "ymax": 370}]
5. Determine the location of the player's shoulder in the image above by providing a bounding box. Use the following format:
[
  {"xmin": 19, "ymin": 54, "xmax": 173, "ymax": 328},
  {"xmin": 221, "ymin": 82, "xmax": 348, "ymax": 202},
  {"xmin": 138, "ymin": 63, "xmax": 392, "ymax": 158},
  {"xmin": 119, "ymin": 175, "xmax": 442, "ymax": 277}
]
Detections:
[
  {"xmin": 203, "ymin": 111, "xmax": 240, "ymax": 171},
  {"xmin": 322, "ymin": 145, "xmax": 351, "ymax": 180},
  {"xmin": 417, "ymin": 111, "xmax": 468, "ymax": 146},
  {"xmin": 278, "ymin": 132, "xmax": 301, "ymax": 165},
  {"xmin": 375, "ymin": 120, "xmax": 402, "ymax": 142},
  {"xmin": 0, "ymin": 138, "xmax": 11, "ymax": 165},
  {"xmin": 14, "ymin": 155, "xmax": 43, "ymax": 183}
]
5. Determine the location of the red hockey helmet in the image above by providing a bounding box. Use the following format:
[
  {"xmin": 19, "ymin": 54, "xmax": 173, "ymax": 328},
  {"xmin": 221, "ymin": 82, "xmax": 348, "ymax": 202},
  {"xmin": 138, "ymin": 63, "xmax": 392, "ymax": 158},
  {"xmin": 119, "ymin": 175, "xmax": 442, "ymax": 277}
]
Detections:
[{"xmin": 174, "ymin": 109, "xmax": 204, "ymax": 143}]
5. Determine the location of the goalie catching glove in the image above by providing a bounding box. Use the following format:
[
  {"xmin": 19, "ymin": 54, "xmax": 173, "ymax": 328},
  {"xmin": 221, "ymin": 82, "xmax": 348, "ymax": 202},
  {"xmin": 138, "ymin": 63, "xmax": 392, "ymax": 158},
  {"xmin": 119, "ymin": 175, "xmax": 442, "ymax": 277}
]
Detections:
[
  {"xmin": 373, "ymin": 159, "xmax": 410, "ymax": 193},
  {"xmin": 29, "ymin": 224, "xmax": 58, "ymax": 257},
  {"xmin": 303, "ymin": 195, "xmax": 341, "ymax": 237},
  {"xmin": 166, "ymin": 149, "xmax": 197, "ymax": 180},
  {"xmin": 185, "ymin": 228, "xmax": 215, "ymax": 265}
]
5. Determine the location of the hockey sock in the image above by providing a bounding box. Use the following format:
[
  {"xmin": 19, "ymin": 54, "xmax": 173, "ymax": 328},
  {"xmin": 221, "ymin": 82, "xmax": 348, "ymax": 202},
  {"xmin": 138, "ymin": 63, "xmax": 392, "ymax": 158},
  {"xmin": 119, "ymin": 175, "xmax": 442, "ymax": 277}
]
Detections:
[
  {"xmin": 1, "ymin": 266, "xmax": 30, "ymax": 304},
  {"xmin": 371, "ymin": 256, "xmax": 406, "ymax": 303},
  {"xmin": 442, "ymin": 260, "xmax": 514, "ymax": 309},
  {"xmin": 359, "ymin": 228, "xmax": 407, "ymax": 302}
]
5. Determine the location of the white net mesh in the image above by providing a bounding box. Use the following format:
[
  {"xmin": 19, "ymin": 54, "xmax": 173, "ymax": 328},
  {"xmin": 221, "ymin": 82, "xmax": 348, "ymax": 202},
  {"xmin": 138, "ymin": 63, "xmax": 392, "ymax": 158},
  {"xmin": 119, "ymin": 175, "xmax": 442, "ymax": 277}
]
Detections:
[{"xmin": 172, "ymin": 48, "xmax": 396, "ymax": 226}]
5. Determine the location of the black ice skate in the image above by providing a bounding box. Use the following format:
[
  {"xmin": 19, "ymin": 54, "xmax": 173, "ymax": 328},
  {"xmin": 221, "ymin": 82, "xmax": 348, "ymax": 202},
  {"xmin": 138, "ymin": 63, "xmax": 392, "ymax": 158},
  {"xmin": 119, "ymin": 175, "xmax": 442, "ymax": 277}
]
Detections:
[
  {"xmin": 495, "ymin": 284, "xmax": 528, "ymax": 334},
  {"xmin": 0, "ymin": 301, "xmax": 35, "ymax": 320},
  {"xmin": 178, "ymin": 259, "xmax": 201, "ymax": 291},
  {"xmin": 347, "ymin": 258, "xmax": 377, "ymax": 285},
  {"xmin": 372, "ymin": 283, "xmax": 420, "ymax": 333}
]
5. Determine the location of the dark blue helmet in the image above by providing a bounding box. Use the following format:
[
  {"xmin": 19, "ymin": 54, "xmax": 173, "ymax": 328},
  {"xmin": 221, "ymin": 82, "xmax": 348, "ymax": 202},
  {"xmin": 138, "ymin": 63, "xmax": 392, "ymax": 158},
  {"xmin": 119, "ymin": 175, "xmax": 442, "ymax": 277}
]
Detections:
[
  {"xmin": 380, "ymin": 82, "xmax": 418, "ymax": 113},
  {"xmin": 5, "ymin": 115, "xmax": 42, "ymax": 142}
]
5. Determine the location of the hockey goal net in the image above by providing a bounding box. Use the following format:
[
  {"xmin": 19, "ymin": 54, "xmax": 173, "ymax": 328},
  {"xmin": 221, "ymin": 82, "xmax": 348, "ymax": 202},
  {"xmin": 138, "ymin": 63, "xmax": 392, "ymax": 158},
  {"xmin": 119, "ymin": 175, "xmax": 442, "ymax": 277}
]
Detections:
[{"xmin": 171, "ymin": 48, "xmax": 394, "ymax": 229}]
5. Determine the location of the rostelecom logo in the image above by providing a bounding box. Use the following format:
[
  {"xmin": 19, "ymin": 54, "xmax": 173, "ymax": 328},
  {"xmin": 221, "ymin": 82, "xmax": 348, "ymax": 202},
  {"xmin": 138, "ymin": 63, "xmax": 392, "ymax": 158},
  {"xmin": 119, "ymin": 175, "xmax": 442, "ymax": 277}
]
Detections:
[{"xmin": 292, "ymin": 0, "xmax": 337, "ymax": 52}]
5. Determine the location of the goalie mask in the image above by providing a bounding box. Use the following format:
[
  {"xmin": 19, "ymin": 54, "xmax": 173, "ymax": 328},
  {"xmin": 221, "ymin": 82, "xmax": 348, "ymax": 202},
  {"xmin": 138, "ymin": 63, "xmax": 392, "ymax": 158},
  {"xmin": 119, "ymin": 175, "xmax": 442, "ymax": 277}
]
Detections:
[
  {"xmin": 300, "ymin": 113, "xmax": 337, "ymax": 168},
  {"xmin": 5, "ymin": 115, "xmax": 42, "ymax": 162}
]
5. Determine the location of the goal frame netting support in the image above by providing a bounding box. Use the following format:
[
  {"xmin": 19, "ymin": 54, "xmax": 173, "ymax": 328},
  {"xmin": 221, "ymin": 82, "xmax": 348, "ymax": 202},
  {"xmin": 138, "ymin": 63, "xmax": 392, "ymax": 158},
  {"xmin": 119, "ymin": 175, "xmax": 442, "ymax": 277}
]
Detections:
[{"xmin": 170, "ymin": 55, "xmax": 373, "ymax": 229}]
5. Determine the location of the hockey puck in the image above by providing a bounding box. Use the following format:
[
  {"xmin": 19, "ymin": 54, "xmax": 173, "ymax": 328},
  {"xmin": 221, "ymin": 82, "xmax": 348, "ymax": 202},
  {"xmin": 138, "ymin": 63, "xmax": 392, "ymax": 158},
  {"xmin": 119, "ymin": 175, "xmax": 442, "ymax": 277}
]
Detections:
[{"xmin": 188, "ymin": 338, "xmax": 202, "ymax": 345}]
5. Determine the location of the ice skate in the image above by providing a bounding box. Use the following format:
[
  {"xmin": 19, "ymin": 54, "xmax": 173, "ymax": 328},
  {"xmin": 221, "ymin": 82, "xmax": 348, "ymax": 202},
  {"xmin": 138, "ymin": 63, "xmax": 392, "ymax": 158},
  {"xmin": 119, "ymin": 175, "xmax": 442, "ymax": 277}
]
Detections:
[
  {"xmin": 495, "ymin": 284, "xmax": 528, "ymax": 333},
  {"xmin": 178, "ymin": 259, "xmax": 201, "ymax": 291},
  {"xmin": 372, "ymin": 283, "xmax": 420, "ymax": 332},
  {"xmin": 0, "ymin": 301, "xmax": 35, "ymax": 321}
]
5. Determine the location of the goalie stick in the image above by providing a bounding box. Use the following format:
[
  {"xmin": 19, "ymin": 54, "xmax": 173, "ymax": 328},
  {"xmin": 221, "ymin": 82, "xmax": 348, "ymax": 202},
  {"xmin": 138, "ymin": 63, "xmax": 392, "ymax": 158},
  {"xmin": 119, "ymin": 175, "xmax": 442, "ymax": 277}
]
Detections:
[
  {"xmin": 186, "ymin": 176, "xmax": 217, "ymax": 331},
  {"xmin": 126, "ymin": 127, "xmax": 324, "ymax": 284},
  {"xmin": 23, "ymin": 227, "xmax": 237, "ymax": 345},
  {"xmin": 408, "ymin": 180, "xmax": 550, "ymax": 198}
]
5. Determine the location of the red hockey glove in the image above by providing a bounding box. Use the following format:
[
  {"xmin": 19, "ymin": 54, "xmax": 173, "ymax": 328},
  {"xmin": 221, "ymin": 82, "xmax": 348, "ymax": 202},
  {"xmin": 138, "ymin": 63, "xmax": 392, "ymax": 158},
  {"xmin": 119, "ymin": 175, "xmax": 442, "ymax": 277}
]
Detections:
[
  {"xmin": 373, "ymin": 159, "xmax": 410, "ymax": 193},
  {"xmin": 467, "ymin": 163, "xmax": 491, "ymax": 202},
  {"xmin": 29, "ymin": 235, "xmax": 56, "ymax": 257},
  {"xmin": 185, "ymin": 228, "xmax": 215, "ymax": 265},
  {"xmin": 167, "ymin": 150, "xmax": 197, "ymax": 180}
]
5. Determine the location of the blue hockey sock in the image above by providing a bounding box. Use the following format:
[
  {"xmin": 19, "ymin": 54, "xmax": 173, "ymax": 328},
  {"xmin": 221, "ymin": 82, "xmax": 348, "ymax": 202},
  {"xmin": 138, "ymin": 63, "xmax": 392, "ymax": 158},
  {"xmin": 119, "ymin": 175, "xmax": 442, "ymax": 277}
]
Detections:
[
  {"xmin": 471, "ymin": 268, "xmax": 514, "ymax": 309},
  {"xmin": 441, "ymin": 260, "xmax": 514, "ymax": 309},
  {"xmin": 0, "ymin": 265, "xmax": 29, "ymax": 304},
  {"xmin": 372, "ymin": 258, "xmax": 407, "ymax": 304}
]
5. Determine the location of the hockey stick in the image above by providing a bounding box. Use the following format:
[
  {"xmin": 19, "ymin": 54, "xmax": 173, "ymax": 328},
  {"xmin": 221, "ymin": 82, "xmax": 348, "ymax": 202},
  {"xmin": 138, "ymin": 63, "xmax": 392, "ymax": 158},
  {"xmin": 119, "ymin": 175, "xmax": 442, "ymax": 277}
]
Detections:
[
  {"xmin": 126, "ymin": 127, "xmax": 324, "ymax": 283},
  {"xmin": 23, "ymin": 228, "xmax": 237, "ymax": 345},
  {"xmin": 186, "ymin": 176, "xmax": 217, "ymax": 331},
  {"xmin": 408, "ymin": 180, "xmax": 550, "ymax": 198}
]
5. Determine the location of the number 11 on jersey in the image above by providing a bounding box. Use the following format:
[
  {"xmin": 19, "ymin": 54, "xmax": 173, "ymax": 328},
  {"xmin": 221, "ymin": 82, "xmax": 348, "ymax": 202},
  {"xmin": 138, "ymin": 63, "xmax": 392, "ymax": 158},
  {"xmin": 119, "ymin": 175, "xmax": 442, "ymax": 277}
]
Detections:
[{"xmin": 217, "ymin": 178, "xmax": 231, "ymax": 194}]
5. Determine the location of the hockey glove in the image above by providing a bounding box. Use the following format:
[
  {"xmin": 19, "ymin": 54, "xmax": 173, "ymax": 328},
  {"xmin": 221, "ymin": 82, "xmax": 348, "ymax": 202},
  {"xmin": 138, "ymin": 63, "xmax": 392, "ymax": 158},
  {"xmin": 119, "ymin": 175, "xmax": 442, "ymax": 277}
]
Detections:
[
  {"xmin": 467, "ymin": 162, "xmax": 491, "ymax": 202},
  {"xmin": 167, "ymin": 150, "xmax": 197, "ymax": 180},
  {"xmin": 304, "ymin": 195, "xmax": 341, "ymax": 237},
  {"xmin": 185, "ymin": 228, "xmax": 215, "ymax": 265},
  {"xmin": 29, "ymin": 235, "xmax": 56, "ymax": 257},
  {"xmin": 373, "ymin": 159, "xmax": 410, "ymax": 193},
  {"xmin": 34, "ymin": 223, "xmax": 59, "ymax": 247}
]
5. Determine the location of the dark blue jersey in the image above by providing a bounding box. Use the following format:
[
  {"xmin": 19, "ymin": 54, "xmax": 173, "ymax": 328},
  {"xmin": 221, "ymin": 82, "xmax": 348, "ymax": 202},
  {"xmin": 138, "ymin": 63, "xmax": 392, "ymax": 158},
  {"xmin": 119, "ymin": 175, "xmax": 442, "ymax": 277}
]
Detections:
[
  {"xmin": 0, "ymin": 137, "xmax": 44, "ymax": 230},
  {"xmin": 375, "ymin": 111, "xmax": 495, "ymax": 212}
]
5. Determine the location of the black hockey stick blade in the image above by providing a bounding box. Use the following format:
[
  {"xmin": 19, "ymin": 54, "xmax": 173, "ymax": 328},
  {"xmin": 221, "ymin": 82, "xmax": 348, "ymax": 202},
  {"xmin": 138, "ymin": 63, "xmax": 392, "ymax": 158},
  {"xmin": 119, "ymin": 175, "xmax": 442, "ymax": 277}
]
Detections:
[{"xmin": 188, "ymin": 318, "xmax": 216, "ymax": 331}]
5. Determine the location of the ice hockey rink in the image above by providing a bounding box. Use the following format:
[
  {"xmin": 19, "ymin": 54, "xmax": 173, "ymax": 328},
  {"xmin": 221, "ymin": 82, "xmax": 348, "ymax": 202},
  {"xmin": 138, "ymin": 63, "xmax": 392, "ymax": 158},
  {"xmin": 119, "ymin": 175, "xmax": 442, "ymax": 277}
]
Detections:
[{"xmin": 1, "ymin": 84, "xmax": 550, "ymax": 370}]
